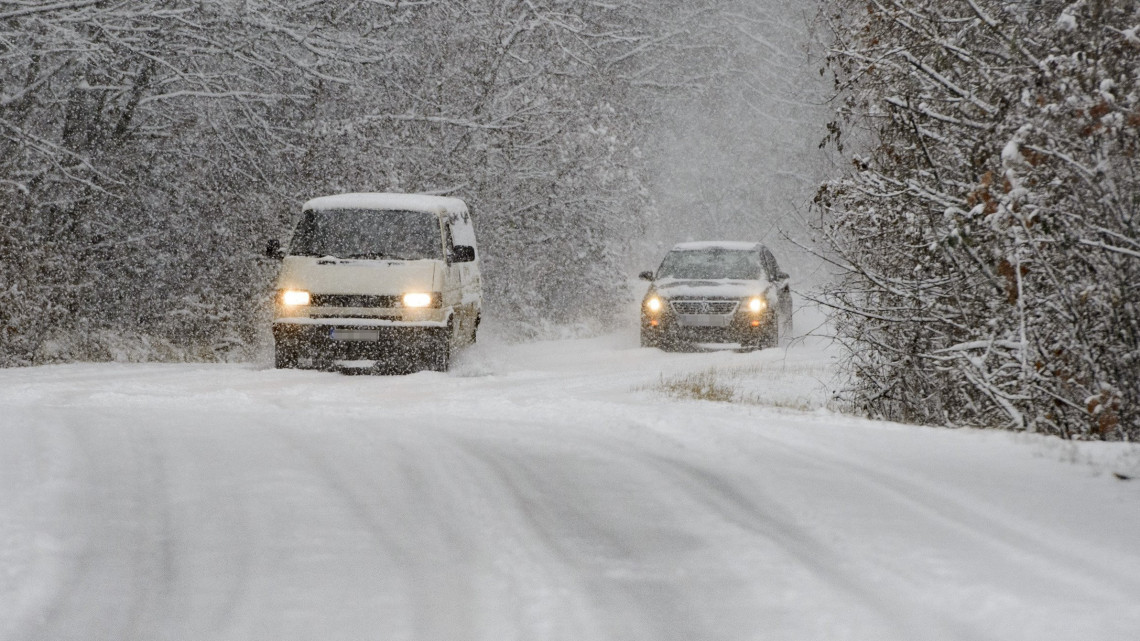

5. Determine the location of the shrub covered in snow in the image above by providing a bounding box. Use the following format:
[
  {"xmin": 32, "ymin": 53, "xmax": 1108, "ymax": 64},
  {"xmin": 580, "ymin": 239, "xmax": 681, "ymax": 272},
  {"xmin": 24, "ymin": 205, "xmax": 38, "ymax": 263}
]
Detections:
[{"xmin": 815, "ymin": 0, "xmax": 1140, "ymax": 439}]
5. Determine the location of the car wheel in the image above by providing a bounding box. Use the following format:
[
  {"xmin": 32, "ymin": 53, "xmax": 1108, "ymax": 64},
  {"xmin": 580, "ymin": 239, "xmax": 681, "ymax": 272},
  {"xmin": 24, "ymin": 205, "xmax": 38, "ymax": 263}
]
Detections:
[
  {"xmin": 640, "ymin": 328, "xmax": 660, "ymax": 348},
  {"xmin": 744, "ymin": 321, "xmax": 778, "ymax": 351},
  {"xmin": 762, "ymin": 321, "xmax": 779, "ymax": 349},
  {"xmin": 780, "ymin": 293, "xmax": 793, "ymax": 336},
  {"xmin": 659, "ymin": 336, "xmax": 689, "ymax": 352}
]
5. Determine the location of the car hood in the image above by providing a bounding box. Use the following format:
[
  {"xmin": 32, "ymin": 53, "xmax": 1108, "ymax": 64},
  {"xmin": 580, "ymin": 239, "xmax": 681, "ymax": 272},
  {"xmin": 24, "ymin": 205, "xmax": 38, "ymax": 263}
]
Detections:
[
  {"xmin": 653, "ymin": 277, "xmax": 772, "ymax": 299},
  {"xmin": 276, "ymin": 256, "xmax": 441, "ymax": 295}
]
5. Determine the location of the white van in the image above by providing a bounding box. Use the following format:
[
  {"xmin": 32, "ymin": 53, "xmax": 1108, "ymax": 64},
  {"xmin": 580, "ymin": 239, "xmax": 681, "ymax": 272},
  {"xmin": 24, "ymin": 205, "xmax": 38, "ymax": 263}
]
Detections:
[{"xmin": 267, "ymin": 193, "xmax": 481, "ymax": 372}]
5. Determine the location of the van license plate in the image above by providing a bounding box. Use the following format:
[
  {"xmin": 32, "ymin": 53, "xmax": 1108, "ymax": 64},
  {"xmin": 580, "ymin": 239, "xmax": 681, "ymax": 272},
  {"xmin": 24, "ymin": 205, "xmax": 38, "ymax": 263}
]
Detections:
[{"xmin": 330, "ymin": 328, "xmax": 380, "ymax": 342}]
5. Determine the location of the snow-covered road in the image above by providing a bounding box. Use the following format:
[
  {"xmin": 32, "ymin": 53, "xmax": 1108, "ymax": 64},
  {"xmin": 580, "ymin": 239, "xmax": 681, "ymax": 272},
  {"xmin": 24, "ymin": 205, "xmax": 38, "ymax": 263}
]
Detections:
[{"xmin": 2, "ymin": 327, "xmax": 1138, "ymax": 641}]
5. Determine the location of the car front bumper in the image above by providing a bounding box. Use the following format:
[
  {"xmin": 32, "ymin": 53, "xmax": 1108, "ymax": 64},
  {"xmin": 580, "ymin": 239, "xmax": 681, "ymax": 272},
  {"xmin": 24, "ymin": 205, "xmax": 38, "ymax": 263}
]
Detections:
[{"xmin": 640, "ymin": 309, "xmax": 776, "ymax": 347}]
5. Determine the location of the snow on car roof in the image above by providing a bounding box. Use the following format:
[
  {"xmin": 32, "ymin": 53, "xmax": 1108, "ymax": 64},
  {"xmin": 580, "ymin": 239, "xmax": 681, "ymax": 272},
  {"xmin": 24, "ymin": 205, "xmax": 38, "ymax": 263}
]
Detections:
[
  {"xmin": 670, "ymin": 241, "xmax": 761, "ymax": 252},
  {"xmin": 302, "ymin": 192, "xmax": 467, "ymax": 215}
]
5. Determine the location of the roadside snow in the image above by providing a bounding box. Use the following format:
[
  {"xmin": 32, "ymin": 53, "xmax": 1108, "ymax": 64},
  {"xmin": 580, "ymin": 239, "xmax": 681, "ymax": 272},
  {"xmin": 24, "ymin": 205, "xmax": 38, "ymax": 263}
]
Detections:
[{"xmin": 1, "ymin": 321, "xmax": 1137, "ymax": 641}]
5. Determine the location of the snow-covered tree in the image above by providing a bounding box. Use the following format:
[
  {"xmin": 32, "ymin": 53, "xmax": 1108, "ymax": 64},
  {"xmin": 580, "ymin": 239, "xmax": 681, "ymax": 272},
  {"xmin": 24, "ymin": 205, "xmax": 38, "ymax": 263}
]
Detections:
[
  {"xmin": 0, "ymin": 1, "xmax": 323, "ymax": 362},
  {"xmin": 816, "ymin": 0, "xmax": 1140, "ymax": 438},
  {"xmin": 636, "ymin": 1, "xmax": 832, "ymax": 279},
  {"xmin": 2, "ymin": 0, "xmax": 784, "ymax": 364}
]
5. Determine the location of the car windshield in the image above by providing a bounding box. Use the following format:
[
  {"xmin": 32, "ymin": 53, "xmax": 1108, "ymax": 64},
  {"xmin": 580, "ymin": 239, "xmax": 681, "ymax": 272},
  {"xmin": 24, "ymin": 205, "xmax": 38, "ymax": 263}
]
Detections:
[
  {"xmin": 290, "ymin": 209, "xmax": 442, "ymax": 260},
  {"xmin": 657, "ymin": 249, "xmax": 764, "ymax": 280}
]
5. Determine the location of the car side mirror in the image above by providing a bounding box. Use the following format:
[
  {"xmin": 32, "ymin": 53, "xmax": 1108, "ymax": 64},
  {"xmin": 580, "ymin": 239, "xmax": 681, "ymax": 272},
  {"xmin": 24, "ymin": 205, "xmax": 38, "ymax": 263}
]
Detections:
[
  {"xmin": 265, "ymin": 239, "xmax": 284, "ymax": 260},
  {"xmin": 451, "ymin": 245, "xmax": 476, "ymax": 263},
  {"xmin": 638, "ymin": 271, "xmax": 655, "ymax": 281}
]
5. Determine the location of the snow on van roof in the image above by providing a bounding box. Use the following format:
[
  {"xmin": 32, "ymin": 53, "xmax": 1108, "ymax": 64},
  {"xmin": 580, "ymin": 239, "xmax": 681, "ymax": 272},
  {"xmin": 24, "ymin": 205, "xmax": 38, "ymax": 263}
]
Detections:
[
  {"xmin": 670, "ymin": 241, "xmax": 761, "ymax": 252},
  {"xmin": 302, "ymin": 192, "xmax": 467, "ymax": 215}
]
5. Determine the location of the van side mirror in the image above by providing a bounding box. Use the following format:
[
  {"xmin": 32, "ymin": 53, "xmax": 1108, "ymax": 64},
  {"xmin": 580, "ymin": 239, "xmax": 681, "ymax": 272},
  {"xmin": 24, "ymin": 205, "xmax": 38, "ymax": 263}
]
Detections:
[
  {"xmin": 638, "ymin": 271, "xmax": 655, "ymax": 281},
  {"xmin": 451, "ymin": 245, "xmax": 476, "ymax": 263},
  {"xmin": 265, "ymin": 239, "xmax": 284, "ymax": 260}
]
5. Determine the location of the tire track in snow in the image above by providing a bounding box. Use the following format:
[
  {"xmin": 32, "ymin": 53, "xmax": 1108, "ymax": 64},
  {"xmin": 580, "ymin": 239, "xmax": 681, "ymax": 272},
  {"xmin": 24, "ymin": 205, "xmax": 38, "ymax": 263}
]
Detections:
[
  {"xmin": 450, "ymin": 430, "xmax": 713, "ymax": 641},
  {"xmin": 269, "ymin": 422, "xmax": 475, "ymax": 641},
  {"xmin": 22, "ymin": 417, "xmax": 179, "ymax": 640},
  {"xmin": 434, "ymin": 412, "xmax": 942, "ymax": 641},
  {"xmin": 738, "ymin": 418, "xmax": 1140, "ymax": 599},
  {"xmin": 632, "ymin": 450, "xmax": 979, "ymax": 641},
  {"xmin": 5, "ymin": 346, "xmax": 1138, "ymax": 641},
  {"xmin": 624, "ymin": 407, "xmax": 1140, "ymax": 639},
  {"xmin": 408, "ymin": 385, "xmax": 972, "ymax": 640},
  {"xmin": 266, "ymin": 415, "xmax": 602, "ymax": 641}
]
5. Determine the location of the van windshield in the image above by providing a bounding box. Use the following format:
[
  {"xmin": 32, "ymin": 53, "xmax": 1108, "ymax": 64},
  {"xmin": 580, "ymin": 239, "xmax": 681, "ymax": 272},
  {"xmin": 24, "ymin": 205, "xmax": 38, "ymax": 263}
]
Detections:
[
  {"xmin": 657, "ymin": 249, "xmax": 764, "ymax": 280},
  {"xmin": 290, "ymin": 209, "xmax": 442, "ymax": 260}
]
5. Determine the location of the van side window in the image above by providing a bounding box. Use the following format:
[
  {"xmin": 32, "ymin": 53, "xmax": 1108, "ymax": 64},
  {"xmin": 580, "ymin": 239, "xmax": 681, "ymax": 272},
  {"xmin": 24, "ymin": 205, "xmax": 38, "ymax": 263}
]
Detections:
[
  {"xmin": 450, "ymin": 210, "xmax": 477, "ymax": 249},
  {"xmin": 443, "ymin": 223, "xmax": 455, "ymax": 253}
]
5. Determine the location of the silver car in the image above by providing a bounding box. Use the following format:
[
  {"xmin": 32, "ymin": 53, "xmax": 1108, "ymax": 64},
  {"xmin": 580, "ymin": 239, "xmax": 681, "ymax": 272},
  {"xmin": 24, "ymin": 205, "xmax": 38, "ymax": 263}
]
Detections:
[{"xmin": 639, "ymin": 241, "xmax": 792, "ymax": 351}]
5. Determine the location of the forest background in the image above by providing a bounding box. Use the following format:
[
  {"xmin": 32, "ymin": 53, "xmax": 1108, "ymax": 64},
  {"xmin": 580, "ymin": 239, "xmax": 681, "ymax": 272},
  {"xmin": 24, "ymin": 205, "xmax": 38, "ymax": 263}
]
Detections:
[
  {"xmin": 1, "ymin": 0, "xmax": 1136, "ymax": 439},
  {"xmin": 0, "ymin": 0, "xmax": 827, "ymax": 363}
]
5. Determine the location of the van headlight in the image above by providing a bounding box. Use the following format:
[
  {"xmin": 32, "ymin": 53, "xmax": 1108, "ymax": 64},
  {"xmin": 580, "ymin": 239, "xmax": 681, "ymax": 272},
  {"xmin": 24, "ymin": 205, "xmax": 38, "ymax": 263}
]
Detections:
[
  {"xmin": 281, "ymin": 290, "xmax": 311, "ymax": 306},
  {"xmin": 645, "ymin": 296, "xmax": 663, "ymax": 312},
  {"xmin": 402, "ymin": 292, "xmax": 435, "ymax": 308},
  {"xmin": 748, "ymin": 297, "xmax": 767, "ymax": 313}
]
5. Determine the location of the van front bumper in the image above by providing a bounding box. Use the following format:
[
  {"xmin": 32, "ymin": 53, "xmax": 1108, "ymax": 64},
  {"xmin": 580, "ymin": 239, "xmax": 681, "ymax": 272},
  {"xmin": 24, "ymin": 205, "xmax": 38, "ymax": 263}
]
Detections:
[{"xmin": 272, "ymin": 317, "xmax": 449, "ymax": 367}]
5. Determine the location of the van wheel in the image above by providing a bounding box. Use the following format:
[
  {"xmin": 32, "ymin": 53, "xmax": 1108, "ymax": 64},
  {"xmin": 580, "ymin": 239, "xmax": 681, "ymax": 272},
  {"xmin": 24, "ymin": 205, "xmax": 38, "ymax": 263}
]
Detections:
[
  {"xmin": 427, "ymin": 323, "xmax": 453, "ymax": 372},
  {"xmin": 274, "ymin": 340, "xmax": 299, "ymax": 369}
]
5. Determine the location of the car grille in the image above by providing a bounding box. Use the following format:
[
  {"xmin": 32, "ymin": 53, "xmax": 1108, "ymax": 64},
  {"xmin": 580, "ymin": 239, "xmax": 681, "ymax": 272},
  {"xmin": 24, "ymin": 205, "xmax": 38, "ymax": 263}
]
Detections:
[
  {"xmin": 671, "ymin": 300, "xmax": 739, "ymax": 315},
  {"xmin": 309, "ymin": 294, "xmax": 400, "ymax": 308}
]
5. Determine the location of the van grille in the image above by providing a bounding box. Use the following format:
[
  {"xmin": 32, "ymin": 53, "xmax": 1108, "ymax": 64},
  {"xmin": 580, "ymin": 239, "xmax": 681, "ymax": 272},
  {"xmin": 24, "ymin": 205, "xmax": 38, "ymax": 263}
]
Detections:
[
  {"xmin": 309, "ymin": 294, "xmax": 400, "ymax": 308},
  {"xmin": 671, "ymin": 300, "xmax": 739, "ymax": 315}
]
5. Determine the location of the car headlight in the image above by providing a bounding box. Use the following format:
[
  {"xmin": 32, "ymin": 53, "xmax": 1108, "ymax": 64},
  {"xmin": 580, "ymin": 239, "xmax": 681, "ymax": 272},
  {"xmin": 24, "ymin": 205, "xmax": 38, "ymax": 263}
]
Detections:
[
  {"xmin": 281, "ymin": 289, "xmax": 311, "ymax": 306},
  {"xmin": 645, "ymin": 296, "xmax": 663, "ymax": 312},
  {"xmin": 748, "ymin": 297, "xmax": 767, "ymax": 313},
  {"xmin": 402, "ymin": 292, "xmax": 435, "ymax": 308}
]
